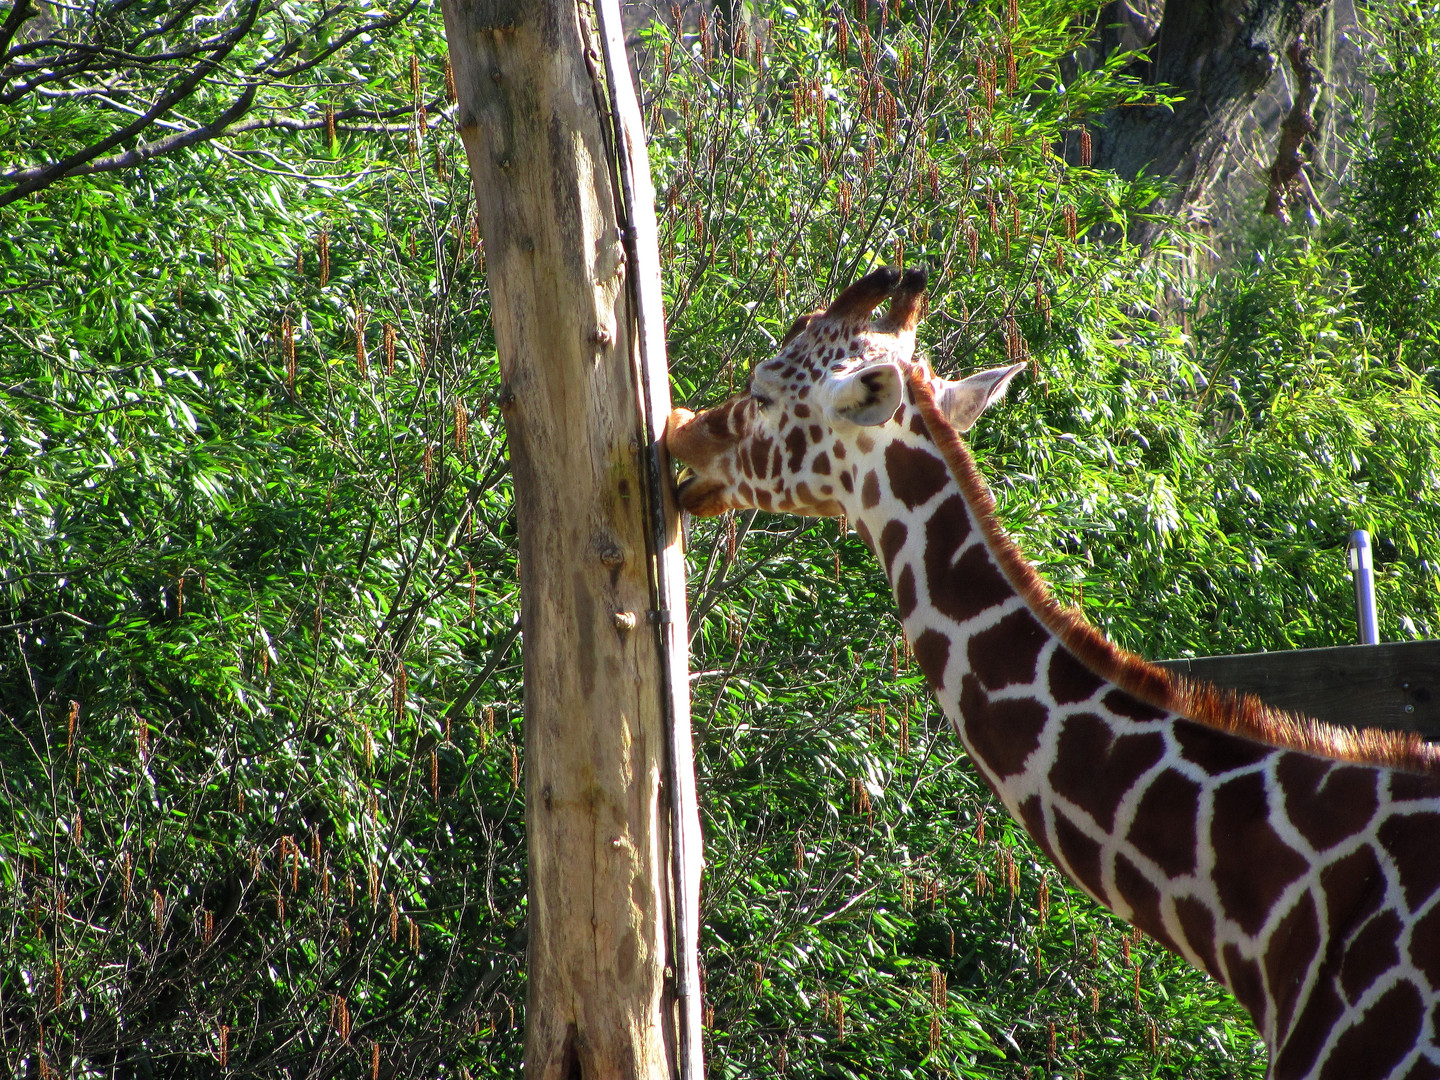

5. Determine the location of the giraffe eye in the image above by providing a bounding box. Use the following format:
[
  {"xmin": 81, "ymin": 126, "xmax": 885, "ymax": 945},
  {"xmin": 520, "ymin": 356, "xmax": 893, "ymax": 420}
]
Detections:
[{"xmin": 751, "ymin": 391, "xmax": 775, "ymax": 409}]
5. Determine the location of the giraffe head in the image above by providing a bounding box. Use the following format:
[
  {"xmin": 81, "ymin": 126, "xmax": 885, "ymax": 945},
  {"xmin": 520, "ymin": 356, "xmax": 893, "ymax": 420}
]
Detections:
[{"xmin": 667, "ymin": 266, "xmax": 1025, "ymax": 518}]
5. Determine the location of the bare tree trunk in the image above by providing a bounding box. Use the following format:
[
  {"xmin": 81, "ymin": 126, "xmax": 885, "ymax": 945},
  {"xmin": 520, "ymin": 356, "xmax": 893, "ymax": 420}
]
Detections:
[
  {"xmin": 1092, "ymin": 0, "xmax": 1329, "ymax": 243},
  {"xmin": 439, "ymin": 2, "xmax": 695, "ymax": 1076}
]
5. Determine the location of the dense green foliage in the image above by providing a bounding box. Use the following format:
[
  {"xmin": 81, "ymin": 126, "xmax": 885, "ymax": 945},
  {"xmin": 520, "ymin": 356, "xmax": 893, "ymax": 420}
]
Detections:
[
  {"xmin": 1345, "ymin": 0, "xmax": 1440, "ymax": 368},
  {"xmin": 1, "ymin": 10, "xmax": 525, "ymax": 1073},
  {"xmin": 2, "ymin": 1, "xmax": 1439, "ymax": 1078}
]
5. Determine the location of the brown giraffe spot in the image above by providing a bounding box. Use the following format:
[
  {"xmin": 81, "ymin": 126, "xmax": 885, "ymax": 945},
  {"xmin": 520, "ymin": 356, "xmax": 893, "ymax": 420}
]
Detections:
[
  {"xmin": 1126, "ymin": 768, "xmax": 1201, "ymax": 878},
  {"xmin": 1048, "ymin": 647, "xmax": 1105, "ymax": 705},
  {"xmin": 797, "ymin": 386, "xmax": 811, "ymax": 400},
  {"xmin": 1379, "ymin": 812, "xmax": 1440, "ymax": 911},
  {"xmin": 1402, "ymin": 1057, "xmax": 1440, "ymax": 1080},
  {"xmin": 1408, "ymin": 900, "xmax": 1440, "ymax": 989},
  {"xmin": 832, "ymin": 440, "xmax": 846, "ymax": 460},
  {"xmin": 1222, "ymin": 943, "xmax": 1269, "ymax": 1032},
  {"xmin": 1211, "ymin": 772, "xmax": 1309, "ymax": 937},
  {"xmin": 861, "ymin": 469, "xmax": 881, "ymax": 509},
  {"xmin": 968, "ymin": 609, "xmax": 1048, "ymax": 691},
  {"xmin": 856, "ymin": 433, "xmax": 875, "ymax": 454},
  {"xmin": 1340, "ymin": 910, "xmax": 1402, "ymax": 1002},
  {"xmin": 909, "ymin": 411, "xmax": 928, "ymax": 436},
  {"xmin": 1392, "ymin": 772, "xmax": 1440, "ymax": 802},
  {"xmin": 753, "ymin": 435, "xmax": 775, "ymax": 474},
  {"xmin": 1321, "ymin": 844, "xmax": 1385, "ymax": 936},
  {"xmin": 912, "ymin": 629, "xmax": 951, "ymax": 689},
  {"xmin": 702, "ymin": 408, "xmax": 733, "ymax": 438},
  {"xmin": 813, "ymin": 452, "xmax": 831, "ymax": 475},
  {"xmin": 737, "ymin": 481, "xmax": 754, "ymax": 503},
  {"xmin": 895, "ymin": 565, "xmax": 918, "ymax": 619},
  {"xmin": 1054, "ymin": 811, "xmax": 1105, "ymax": 901},
  {"xmin": 959, "ymin": 673, "xmax": 1047, "ymax": 779},
  {"xmin": 809, "ymin": 424, "xmax": 823, "ymax": 443},
  {"xmin": 879, "ymin": 521, "xmax": 907, "ymax": 574},
  {"xmin": 854, "ymin": 518, "xmax": 874, "ymax": 555},
  {"xmin": 839, "ymin": 471, "xmax": 854, "ymax": 493},
  {"xmin": 1277, "ymin": 754, "xmax": 1379, "ymax": 851},
  {"xmin": 885, "ymin": 441, "xmax": 949, "ymax": 509},
  {"xmin": 1114, "ymin": 852, "xmax": 1175, "ymax": 949},
  {"xmin": 1175, "ymin": 896, "xmax": 1220, "ymax": 979},
  {"xmin": 1265, "ymin": 891, "xmax": 1321, "ymax": 1039},
  {"xmin": 1318, "ymin": 979, "xmax": 1424, "ymax": 1080},
  {"xmin": 1049, "ymin": 714, "xmax": 1165, "ymax": 832},
  {"xmin": 1174, "ymin": 718, "xmax": 1274, "ymax": 776},
  {"xmin": 921, "ymin": 493, "xmax": 973, "ymax": 566},
  {"xmin": 1272, "ymin": 978, "xmax": 1345, "ymax": 1080},
  {"xmin": 929, "ymin": 542, "xmax": 1012, "ymax": 627},
  {"xmin": 1101, "ymin": 689, "xmax": 1169, "ymax": 723},
  {"xmin": 1017, "ymin": 795, "xmax": 1056, "ymax": 863},
  {"xmin": 785, "ymin": 425, "xmax": 809, "ymax": 472},
  {"xmin": 793, "ymin": 403, "xmax": 811, "ymax": 418}
]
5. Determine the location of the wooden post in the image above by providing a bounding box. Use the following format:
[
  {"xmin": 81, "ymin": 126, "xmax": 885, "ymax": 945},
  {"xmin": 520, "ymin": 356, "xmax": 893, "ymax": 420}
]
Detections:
[{"xmin": 439, "ymin": 2, "xmax": 699, "ymax": 1076}]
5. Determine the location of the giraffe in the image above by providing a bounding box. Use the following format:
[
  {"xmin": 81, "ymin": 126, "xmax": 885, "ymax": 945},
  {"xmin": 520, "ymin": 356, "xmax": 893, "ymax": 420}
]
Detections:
[{"xmin": 666, "ymin": 266, "xmax": 1440, "ymax": 1080}]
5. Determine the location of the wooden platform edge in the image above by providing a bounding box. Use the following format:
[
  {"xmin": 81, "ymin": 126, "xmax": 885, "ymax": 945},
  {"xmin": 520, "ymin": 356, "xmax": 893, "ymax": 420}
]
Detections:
[{"xmin": 1156, "ymin": 639, "xmax": 1440, "ymax": 740}]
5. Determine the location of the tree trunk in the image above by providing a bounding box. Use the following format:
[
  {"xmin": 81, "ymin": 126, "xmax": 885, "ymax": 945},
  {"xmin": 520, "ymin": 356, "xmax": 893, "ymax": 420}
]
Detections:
[
  {"xmin": 439, "ymin": 2, "xmax": 695, "ymax": 1076},
  {"xmin": 1092, "ymin": 0, "xmax": 1329, "ymax": 243}
]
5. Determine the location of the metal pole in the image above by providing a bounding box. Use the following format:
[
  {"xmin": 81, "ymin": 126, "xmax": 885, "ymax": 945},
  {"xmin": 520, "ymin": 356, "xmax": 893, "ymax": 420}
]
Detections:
[{"xmin": 1348, "ymin": 530, "xmax": 1380, "ymax": 645}]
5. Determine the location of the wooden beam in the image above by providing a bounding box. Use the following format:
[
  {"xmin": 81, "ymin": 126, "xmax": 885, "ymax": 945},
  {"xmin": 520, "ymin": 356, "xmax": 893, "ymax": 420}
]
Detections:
[{"xmin": 1157, "ymin": 640, "xmax": 1440, "ymax": 739}]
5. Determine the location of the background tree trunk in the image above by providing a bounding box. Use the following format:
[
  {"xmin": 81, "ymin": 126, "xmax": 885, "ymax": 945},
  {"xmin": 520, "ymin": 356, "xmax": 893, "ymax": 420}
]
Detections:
[
  {"xmin": 1092, "ymin": 0, "xmax": 1330, "ymax": 243},
  {"xmin": 439, "ymin": 2, "xmax": 692, "ymax": 1076}
]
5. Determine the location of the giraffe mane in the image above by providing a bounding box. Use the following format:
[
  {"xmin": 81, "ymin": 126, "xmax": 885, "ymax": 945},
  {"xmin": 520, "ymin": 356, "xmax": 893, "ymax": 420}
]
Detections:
[{"xmin": 907, "ymin": 365, "xmax": 1440, "ymax": 775}]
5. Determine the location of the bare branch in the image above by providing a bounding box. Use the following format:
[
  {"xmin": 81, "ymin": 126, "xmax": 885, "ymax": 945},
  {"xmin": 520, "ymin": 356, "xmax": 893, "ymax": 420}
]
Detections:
[
  {"xmin": 0, "ymin": 0, "xmax": 39, "ymax": 61},
  {"xmin": 0, "ymin": 0, "xmax": 263, "ymax": 207},
  {"xmin": 1264, "ymin": 22, "xmax": 1326, "ymax": 225},
  {"xmin": 0, "ymin": 97, "xmax": 448, "ymax": 189},
  {"xmin": 255, "ymin": 0, "xmax": 420, "ymax": 79},
  {"xmin": 1, "ymin": 0, "xmax": 424, "ymax": 202}
]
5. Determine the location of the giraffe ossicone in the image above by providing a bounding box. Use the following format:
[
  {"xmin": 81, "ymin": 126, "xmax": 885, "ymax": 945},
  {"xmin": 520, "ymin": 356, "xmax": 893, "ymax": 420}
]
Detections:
[{"xmin": 667, "ymin": 266, "xmax": 1440, "ymax": 1080}]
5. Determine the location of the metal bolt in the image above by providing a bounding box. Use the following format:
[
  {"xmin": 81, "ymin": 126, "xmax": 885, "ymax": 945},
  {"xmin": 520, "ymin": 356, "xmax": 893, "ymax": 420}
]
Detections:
[{"xmin": 613, "ymin": 611, "xmax": 637, "ymax": 632}]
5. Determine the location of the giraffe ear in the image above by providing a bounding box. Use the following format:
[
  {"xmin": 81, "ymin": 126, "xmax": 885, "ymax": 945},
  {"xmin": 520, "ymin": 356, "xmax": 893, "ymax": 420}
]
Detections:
[
  {"xmin": 935, "ymin": 362, "xmax": 1026, "ymax": 431},
  {"xmin": 828, "ymin": 362, "xmax": 903, "ymax": 426}
]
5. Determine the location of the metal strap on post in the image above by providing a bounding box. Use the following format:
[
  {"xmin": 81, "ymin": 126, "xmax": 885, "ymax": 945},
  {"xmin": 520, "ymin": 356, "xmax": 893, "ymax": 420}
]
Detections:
[
  {"xmin": 591, "ymin": 4, "xmax": 704, "ymax": 1077},
  {"xmin": 1348, "ymin": 530, "xmax": 1380, "ymax": 645}
]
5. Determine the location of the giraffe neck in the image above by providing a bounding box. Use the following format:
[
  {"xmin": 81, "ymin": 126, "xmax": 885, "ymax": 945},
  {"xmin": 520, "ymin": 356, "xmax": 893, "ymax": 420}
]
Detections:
[
  {"xmin": 846, "ymin": 381, "xmax": 1204, "ymax": 930},
  {"xmin": 842, "ymin": 370, "xmax": 1440, "ymax": 1075}
]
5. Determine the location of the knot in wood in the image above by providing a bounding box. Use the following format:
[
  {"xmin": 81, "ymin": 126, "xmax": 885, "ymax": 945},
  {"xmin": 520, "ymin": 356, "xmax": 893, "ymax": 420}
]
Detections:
[{"xmin": 596, "ymin": 540, "xmax": 624, "ymax": 567}]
